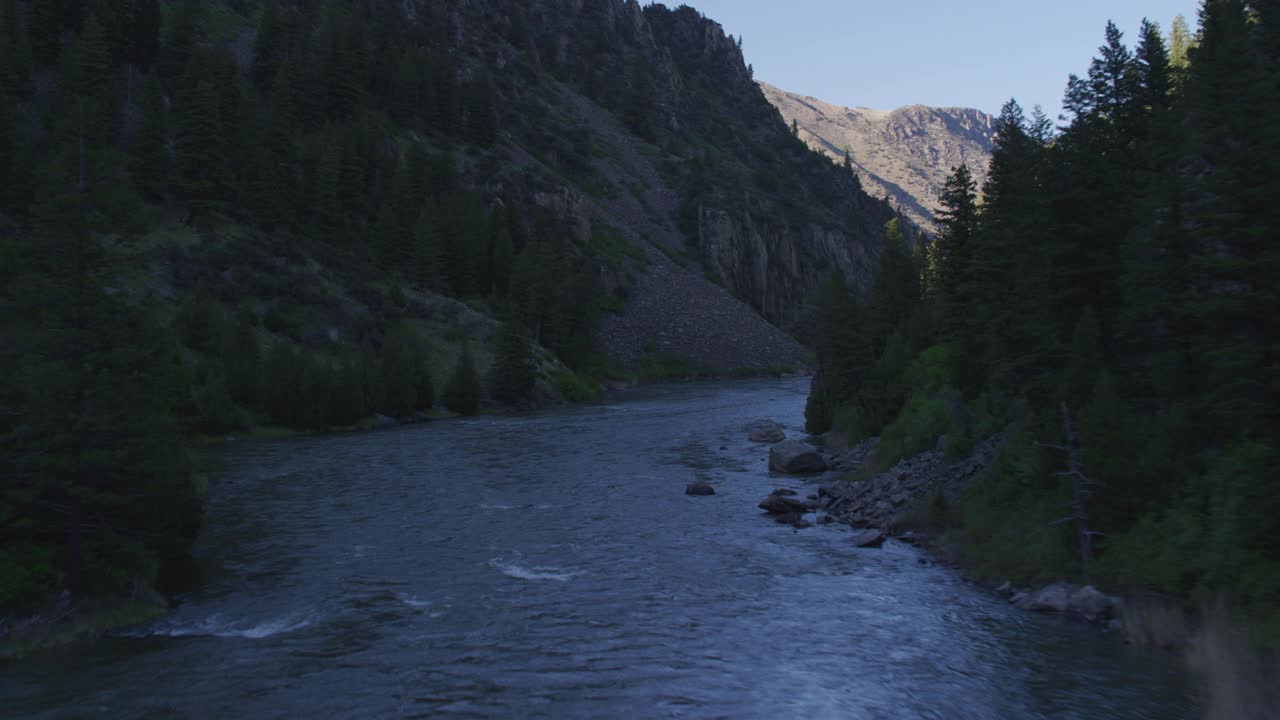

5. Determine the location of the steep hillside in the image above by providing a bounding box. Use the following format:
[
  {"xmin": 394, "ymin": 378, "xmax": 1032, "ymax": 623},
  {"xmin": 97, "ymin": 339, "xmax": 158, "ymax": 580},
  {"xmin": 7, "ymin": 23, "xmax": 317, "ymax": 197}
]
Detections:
[
  {"xmin": 760, "ymin": 82, "xmax": 995, "ymax": 228},
  {"xmin": 474, "ymin": 0, "xmax": 902, "ymax": 332},
  {"xmin": 1, "ymin": 0, "xmax": 904, "ymax": 619}
]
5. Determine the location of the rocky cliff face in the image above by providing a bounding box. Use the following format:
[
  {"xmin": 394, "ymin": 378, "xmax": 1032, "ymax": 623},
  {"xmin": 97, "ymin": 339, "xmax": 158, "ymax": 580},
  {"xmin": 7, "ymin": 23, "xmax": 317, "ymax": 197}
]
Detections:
[
  {"xmin": 409, "ymin": 0, "xmax": 896, "ymax": 351},
  {"xmin": 760, "ymin": 83, "xmax": 995, "ymax": 229}
]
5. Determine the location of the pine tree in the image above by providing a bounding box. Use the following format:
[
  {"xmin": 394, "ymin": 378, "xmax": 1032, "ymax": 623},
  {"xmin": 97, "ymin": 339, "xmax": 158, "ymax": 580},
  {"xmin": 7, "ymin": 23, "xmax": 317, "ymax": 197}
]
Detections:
[
  {"xmin": 159, "ymin": 0, "xmax": 201, "ymax": 83},
  {"xmin": 4, "ymin": 127, "xmax": 197, "ymax": 600},
  {"xmin": 379, "ymin": 323, "xmax": 432, "ymax": 418},
  {"xmin": 175, "ymin": 79, "xmax": 230, "ymax": 224},
  {"xmin": 489, "ymin": 319, "xmax": 537, "ymax": 405},
  {"xmin": 0, "ymin": 89, "xmax": 19, "ymax": 216},
  {"xmin": 0, "ymin": 0, "xmax": 32, "ymax": 96},
  {"xmin": 252, "ymin": 0, "xmax": 285, "ymax": 89},
  {"xmin": 442, "ymin": 341, "xmax": 482, "ymax": 415},
  {"xmin": 132, "ymin": 71, "xmax": 168, "ymax": 199},
  {"xmin": 75, "ymin": 15, "xmax": 118, "ymax": 148},
  {"xmin": 623, "ymin": 64, "xmax": 655, "ymax": 141},
  {"xmin": 465, "ymin": 65, "xmax": 498, "ymax": 148},
  {"xmin": 125, "ymin": 0, "xmax": 162, "ymax": 69},
  {"xmin": 28, "ymin": 0, "xmax": 61, "ymax": 67},
  {"xmin": 934, "ymin": 164, "xmax": 978, "ymax": 338},
  {"xmin": 1168, "ymin": 14, "xmax": 1193, "ymax": 72},
  {"xmin": 311, "ymin": 140, "xmax": 344, "ymax": 242}
]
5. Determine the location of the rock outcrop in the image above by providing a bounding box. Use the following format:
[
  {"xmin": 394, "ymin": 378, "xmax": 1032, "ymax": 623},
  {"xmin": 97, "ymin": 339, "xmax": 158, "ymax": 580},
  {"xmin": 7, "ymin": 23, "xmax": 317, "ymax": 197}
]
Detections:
[
  {"xmin": 768, "ymin": 440, "xmax": 829, "ymax": 474},
  {"xmin": 825, "ymin": 435, "xmax": 1003, "ymax": 529},
  {"xmin": 1008, "ymin": 583, "xmax": 1124, "ymax": 626},
  {"xmin": 760, "ymin": 82, "xmax": 995, "ymax": 230},
  {"xmin": 748, "ymin": 423, "xmax": 787, "ymax": 444},
  {"xmin": 758, "ymin": 494, "xmax": 812, "ymax": 515}
]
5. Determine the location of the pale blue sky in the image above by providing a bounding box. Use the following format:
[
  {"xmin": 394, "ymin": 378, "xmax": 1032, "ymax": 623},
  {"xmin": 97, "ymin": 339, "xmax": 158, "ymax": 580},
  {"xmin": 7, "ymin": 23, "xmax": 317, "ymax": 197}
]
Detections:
[{"xmin": 678, "ymin": 0, "xmax": 1202, "ymax": 117}]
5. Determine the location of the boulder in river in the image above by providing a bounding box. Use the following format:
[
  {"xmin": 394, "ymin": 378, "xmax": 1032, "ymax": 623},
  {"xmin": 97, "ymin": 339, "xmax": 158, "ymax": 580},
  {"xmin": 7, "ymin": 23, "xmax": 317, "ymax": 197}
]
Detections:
[
  {"xmin": 685, "ymin": 482, "xmax": 716, "ymax": 496},
  {"xmin": 1015, "ymin": 583, "xmax": 1075, "ymax": 613},
  {"xmin": 770, "ymin": 488, "xmax": 798, "ymax": 496},
  {"xmin": 1012, "ymin": 583, "xmax": 1122, "ymax": 624},
  {"xmin": 818, "ymin": 431, "xmax": 850, "ymax": 454},
  {"xmin": 768, "ymin": 439, "xmax": 829, "ymax": 474},
  {"xmin": 758, "ymin": 494, "xmax": 810, "ymax": 515},
  {"xmin": 1068, "ymin": 585, "xmax": 1119, "ymax": 622},
  {"xmin": 851, "ymin": 529, "xmax": 886, "ymax": 548},
  {"xmin": 792, "ymin": 518, "xmax": 812, "ymax": 529},
  {"xmin": 748, "ymin": 423, "xmax": 786, "ymax": 444}
]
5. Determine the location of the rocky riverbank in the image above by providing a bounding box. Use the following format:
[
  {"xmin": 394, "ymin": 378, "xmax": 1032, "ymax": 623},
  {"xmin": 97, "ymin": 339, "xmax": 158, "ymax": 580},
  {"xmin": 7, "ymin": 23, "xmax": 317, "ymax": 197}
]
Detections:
[{"xmin": 746, "ymin": 423, "xmax": 1129, "ymax": 633}]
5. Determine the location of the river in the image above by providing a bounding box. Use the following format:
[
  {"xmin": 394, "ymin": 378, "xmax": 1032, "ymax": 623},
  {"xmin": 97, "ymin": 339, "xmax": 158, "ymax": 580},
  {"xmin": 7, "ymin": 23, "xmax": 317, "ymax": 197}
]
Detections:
[{"xmin": 4, "ymin": 378, "xmax": 1197, "ymax": 719}]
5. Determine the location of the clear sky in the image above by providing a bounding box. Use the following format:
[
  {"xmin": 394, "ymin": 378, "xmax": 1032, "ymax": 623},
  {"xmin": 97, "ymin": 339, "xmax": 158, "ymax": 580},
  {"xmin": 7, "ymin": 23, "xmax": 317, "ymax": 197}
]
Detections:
[{"xmin": 677, "ymin": 0, "xmax": 1202, "ymax": 117}]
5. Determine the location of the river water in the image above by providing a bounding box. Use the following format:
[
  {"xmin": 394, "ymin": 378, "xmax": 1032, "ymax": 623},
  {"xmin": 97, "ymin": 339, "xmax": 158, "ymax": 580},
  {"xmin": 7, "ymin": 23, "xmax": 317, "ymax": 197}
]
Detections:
[{"xmin": 5, "ymin": 378, "xmax": 1197, "ymax": 719}]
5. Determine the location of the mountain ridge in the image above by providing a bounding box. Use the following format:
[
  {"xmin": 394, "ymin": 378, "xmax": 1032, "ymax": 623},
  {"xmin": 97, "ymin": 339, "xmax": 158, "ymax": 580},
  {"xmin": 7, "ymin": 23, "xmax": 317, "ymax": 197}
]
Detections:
[{"xmin": 760, "ymin": 82, "xmax": 996, "ymax": 228}]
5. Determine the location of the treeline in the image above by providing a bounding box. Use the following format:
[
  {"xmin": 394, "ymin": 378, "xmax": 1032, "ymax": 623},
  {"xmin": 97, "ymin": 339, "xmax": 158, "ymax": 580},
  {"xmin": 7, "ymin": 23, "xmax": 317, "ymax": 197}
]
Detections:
[
  {"xmin": 809, "ymin": 2, "xmax": 1279, "ymax": 632},
  {"xmin": 0, "ymin": 0, "xmax": 600, "ymax": 614}
]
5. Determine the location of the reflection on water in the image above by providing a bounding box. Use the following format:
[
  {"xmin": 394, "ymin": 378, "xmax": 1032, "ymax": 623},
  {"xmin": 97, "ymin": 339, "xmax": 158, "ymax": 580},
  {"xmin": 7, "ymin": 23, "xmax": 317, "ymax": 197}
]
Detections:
[{"xmin": 3, "ymin": 379, "xmax": 1197, "ymax": 719}]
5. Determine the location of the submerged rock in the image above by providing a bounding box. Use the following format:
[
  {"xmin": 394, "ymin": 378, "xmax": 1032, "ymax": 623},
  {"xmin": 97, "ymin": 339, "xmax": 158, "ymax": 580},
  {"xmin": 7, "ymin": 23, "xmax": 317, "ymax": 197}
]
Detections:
[
  {"xmin": 1015, "ymin": 583, "xmax": 1075, "ymax": 613},
  {"xmin": 851, "ymin": 529, "xmax": 886, "ymax": 548},
  {"xmin": 685, "ymin": 482, "xmax": 716, "ymax": 496},
  {"xmin": 770, "ymin": 488, "xmax": 798, "ymax": 497},
  {"xmin": 758, "ymin": 494, "xmax": 810, "ymax": 515},
  {"xmin": 749, "ymin": 425, "xmax": 787, "ymax": 444},
  {"xmin": 768, "ymin": 439, "xmax": 829, "ymax": 474},
  {"xmin": 1069, "ymin": 585, "xmax": 1119, "ymax": 622}
]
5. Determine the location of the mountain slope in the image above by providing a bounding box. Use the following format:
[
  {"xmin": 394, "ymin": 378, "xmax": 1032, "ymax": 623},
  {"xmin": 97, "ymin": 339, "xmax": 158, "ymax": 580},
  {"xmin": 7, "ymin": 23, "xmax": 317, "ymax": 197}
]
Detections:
[{"xmin": 760, "ymin": 82, "xmax": 995, "ymax": 228}]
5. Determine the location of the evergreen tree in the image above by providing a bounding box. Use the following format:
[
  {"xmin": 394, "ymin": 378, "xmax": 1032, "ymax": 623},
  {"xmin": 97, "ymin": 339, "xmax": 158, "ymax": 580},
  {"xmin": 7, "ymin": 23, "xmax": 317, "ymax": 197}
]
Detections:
[
  {"xmin": 0, "ymin": 0, "xmax": 32, "ymax": 96},
  {"xmin": 175, "ymin": 78, "xmax": 230, "ymax": 224},
  {"xmin": 159, "ymin": 0, "xmax": 201, "ymax": 83},
  {"xmin": 465, "ymin": 65, "xmax": 498, "ymax": 147},
  {"xmin": 1168, "ymin": 14, "xmax": 1193, "ymax": 72},
  {"xmin": 442, "ymin": 341, "xmax": 482, "ymax": 415},
  {"xmin": 252, "ymin": 0, "xmax": 286, "ymax": 89},
  {"xmin": 623, "ymin": 64, "xmax": 655, "ymax": 141},
  {"xmin": 933, "ymin": 164, "xmax": 978, "ymax": 338},
  {"xmin": 2, "ymin": 127, "xmax": 197, "ymax": 600},
  {"xmin": 379, "ymin": 323, "xmax": 433, "ymax": 418},
  {"xmin": 125, "ymin": 0, "xmax": 162, "ymax": 69},
  {"xmin": 28, "ymin": 0, "xmax": 62, "ymax": 67},
  {"xmin": 132, "ymin": 72, "xmax": 168, "ymax": 198},
  {"xmin": 489, "ymin": 319, "xmax": 537, "ymax": 405}
]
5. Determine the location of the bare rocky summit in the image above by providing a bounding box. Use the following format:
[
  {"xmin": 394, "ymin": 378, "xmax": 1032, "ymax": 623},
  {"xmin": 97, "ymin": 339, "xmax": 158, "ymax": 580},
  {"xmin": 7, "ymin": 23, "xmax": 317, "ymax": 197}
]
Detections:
[{"xmin": 760, "ymin": 82, "xmax": 995, "ymax": 229}]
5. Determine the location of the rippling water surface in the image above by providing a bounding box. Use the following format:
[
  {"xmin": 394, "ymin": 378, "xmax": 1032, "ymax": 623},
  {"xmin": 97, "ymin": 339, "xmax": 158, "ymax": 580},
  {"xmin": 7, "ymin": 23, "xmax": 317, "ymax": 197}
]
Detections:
[{"xmin": 4, "ymin": 378, "xmax": 1197, "ymax": 719}]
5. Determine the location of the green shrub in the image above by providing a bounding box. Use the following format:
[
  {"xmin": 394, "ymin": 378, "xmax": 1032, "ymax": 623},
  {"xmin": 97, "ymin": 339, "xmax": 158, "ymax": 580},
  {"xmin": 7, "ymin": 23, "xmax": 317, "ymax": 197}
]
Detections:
[
  {"xmin": 555, "ymin": 370, "xmax": 599, "ymax": 402},
  {"xmin": 0, "ymin": 543, "xmax": 59, "ymax": 613},
  {"xmin": 442, "ymin": 342, "xmax": 482, "ymax": 415},
  {"xmin": 954, "ymin": 436, "xmax": 1079, "ymax": 585}
]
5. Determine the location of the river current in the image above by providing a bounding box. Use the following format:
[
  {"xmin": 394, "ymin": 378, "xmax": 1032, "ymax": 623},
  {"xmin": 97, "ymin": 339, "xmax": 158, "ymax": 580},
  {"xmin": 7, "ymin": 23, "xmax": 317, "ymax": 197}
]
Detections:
[{"xmin": 4, "ymin": 378, "xmax": 1197, "ymax": 719}]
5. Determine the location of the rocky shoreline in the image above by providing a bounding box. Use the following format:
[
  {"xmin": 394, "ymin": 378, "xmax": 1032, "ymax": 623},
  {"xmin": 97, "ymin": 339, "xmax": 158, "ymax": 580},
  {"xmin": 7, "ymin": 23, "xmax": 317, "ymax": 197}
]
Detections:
[{"xmin": 736, "ymin": 421, "xmax": 1129, "ymax": 634}]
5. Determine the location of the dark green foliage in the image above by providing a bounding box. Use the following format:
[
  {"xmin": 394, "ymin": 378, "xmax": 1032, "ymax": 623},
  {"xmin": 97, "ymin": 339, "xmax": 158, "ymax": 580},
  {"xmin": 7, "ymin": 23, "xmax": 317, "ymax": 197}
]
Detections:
[
  {"xmin": 465, "ymin": 65, "xmax": 498, "ymax": 148},
  {"xmin": 2, "ymin": 134, "xmax": 199, "ymax": 604},
  {"xmin": 132, "ymin": 72, "xmax": 168, "ymax": 198},
  {"xmin": 3, "ymin": 0, "xmax": 892, "ymax": 614},
  {"xmin": 124, "ymin": 0, "xmax": 162, "ymax": 69},
  {"xmin": 378, "ymin": 323, "xmax": 433, "ymax": 418},
  {"xmin": 489, "ymin": 320, "xmax": 538, "ymax": 405},
  {"xmin": 933, "ymin": 164, "xmax": 978, "ymax": 339},
  {"xmin": 159, "ymin": 0, "xmax": 201, "ymax": 83},
  {"xmin": 252, "ymin": 0, "xmax": 285, "ymax": 89},
  {"xmin": 809, "ymin": 6, "xmax": 1280, "ymax": 619},
  {"xmin": 442, "ymin": 341, "xmax": 482, "ymax": 415}
]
